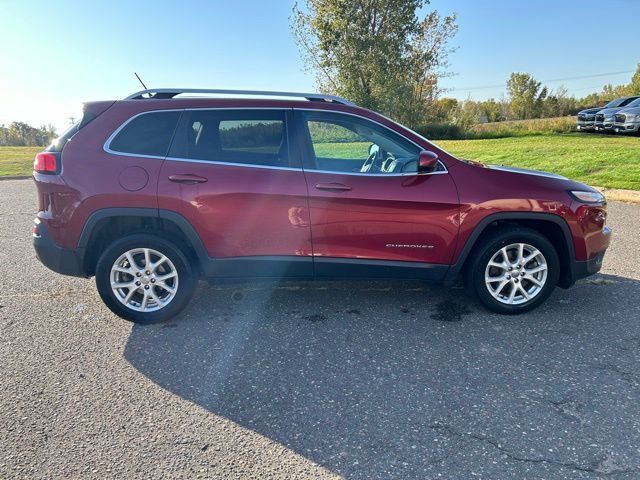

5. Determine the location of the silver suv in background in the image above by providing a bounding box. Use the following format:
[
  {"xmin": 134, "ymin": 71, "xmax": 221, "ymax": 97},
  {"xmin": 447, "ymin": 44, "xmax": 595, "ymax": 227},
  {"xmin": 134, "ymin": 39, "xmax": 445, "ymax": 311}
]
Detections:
[
  {"xmin": 613, "ymin": 98, "xmax": 640, "ymax": 134},
  {"xmin": 593, "ymin": 96, "xmax": 640, "ymax": 132}
]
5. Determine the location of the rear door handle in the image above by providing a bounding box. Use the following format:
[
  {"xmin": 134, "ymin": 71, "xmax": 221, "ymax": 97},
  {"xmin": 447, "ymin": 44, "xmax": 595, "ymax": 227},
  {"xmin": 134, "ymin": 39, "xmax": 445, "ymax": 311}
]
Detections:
[
  {"xmin": 168, "ymin": 174, "xmax": 208, "ymax": 184},
  {"xmin": 315, "ymin": 182, "xmax": 352, "ymax": 191}
]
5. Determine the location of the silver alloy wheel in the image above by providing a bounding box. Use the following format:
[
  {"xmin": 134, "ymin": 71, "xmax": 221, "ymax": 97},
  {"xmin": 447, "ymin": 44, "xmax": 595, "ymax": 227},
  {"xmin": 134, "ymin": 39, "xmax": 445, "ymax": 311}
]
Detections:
[
  {"xmin": 484, "ymin": 243, "xmax": 548, "ymax": 305},
  {"xmin": 109, "ymin": 248, "xmax": 179, "ymax": 312}
]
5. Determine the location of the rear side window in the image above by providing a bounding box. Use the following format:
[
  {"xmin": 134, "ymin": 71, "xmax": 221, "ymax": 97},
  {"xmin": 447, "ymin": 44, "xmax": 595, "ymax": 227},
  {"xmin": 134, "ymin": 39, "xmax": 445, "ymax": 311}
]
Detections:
[
  {"xmin": 169, "ymin": 110, "xmax": 291, "ymax": 168},
  {"xmin": 108, "ymin": 111, "xmax": 181, "ymax": 157}
]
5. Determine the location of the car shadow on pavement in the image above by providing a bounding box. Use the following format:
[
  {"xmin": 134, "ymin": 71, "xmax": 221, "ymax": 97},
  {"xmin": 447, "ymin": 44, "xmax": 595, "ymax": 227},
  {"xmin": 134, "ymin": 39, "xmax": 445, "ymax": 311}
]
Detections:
[{"xmin": 124, "ymin": 274, "xmax": 640, "ymax": 479}]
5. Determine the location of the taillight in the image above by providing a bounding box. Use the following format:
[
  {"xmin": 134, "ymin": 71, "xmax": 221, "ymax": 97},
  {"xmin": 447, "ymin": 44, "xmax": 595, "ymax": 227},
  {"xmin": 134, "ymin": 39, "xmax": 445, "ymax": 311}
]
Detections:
[{"xmin": 33, "ymin": 152, "xmax": 58, "ymax": 173}]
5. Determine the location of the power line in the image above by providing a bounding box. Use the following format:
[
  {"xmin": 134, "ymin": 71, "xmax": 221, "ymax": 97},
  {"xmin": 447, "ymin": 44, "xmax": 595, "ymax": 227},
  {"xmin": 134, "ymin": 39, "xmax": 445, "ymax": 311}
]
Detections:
[{"xmin": 448, "ymin": 70, "xmax": 635, "ymax": 93}]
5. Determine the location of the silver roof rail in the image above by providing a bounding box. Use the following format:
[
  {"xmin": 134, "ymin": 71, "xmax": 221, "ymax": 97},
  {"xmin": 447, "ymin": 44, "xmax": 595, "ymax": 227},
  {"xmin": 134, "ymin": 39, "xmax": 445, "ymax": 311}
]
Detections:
[{"xmin": 125, "ymin": 88, "xmax": 356, "ymax": 106}]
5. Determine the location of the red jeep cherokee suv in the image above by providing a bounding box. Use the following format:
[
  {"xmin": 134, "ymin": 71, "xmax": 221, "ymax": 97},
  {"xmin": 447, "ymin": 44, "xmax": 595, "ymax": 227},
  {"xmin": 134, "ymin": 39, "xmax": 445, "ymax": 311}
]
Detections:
[{"xmin": 32, "ymin": 88, "xmax": 611, "ymax": 322}]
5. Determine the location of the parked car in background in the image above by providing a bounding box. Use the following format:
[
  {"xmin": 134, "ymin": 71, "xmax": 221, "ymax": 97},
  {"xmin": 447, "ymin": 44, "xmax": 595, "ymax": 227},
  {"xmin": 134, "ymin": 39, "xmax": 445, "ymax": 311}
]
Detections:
[
  {"xmin": 32, "ymin": 88, "xmax": 611, "ymax": 322},
  {"xmin": 593, "ymin": 96, "xmax": 640, "ymax": 132},
  {"xmin": 576, "ymin": 97, "xmax": 638, "ymax": 132},
  {"xmin": 613, "ymin": 98, "xmax": 640, "ymax": 134}
]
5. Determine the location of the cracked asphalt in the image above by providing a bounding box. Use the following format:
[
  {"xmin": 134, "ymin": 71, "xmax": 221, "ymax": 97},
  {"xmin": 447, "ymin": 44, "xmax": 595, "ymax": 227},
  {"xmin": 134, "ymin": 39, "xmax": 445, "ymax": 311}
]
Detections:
[{"xmin": 1, "ymin": 178, "xmax": 640, "ymax": 479}]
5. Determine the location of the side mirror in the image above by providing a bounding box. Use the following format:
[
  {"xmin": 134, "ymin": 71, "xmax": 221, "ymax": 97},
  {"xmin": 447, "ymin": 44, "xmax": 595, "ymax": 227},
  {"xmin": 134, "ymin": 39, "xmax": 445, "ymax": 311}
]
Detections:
[{"xmin": 418, "ymin": 150, "xmax": 439, "ymax": 173}]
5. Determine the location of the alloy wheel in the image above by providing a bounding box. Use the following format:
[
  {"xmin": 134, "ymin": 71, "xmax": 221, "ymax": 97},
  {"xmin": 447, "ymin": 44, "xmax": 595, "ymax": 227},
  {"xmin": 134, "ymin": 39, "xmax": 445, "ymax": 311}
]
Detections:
[
  {"xmin": 484, "ymin": 243, "xmax": 548, "ymax": 305},
  {"xmin": 109, "ymin": 248, "xmax": 179, "ymax": 312}
]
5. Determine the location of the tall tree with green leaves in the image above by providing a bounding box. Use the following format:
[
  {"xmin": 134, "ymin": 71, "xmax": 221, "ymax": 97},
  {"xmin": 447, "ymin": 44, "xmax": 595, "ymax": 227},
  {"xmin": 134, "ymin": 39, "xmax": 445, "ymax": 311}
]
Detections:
[
  {"xmin": 506, "ymin": 73, "xmax": 548, "ymax": 120},
  {"xmin": 291, "ymin": 0, "xmax": 457, "ymax": 127}
]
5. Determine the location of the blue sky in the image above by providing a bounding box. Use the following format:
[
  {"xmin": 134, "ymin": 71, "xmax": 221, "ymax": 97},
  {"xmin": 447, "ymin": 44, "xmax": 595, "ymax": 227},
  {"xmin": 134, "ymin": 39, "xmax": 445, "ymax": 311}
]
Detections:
[{"xmin": 1, "ymin": 0, "xmax": 638, "ymax": 132}]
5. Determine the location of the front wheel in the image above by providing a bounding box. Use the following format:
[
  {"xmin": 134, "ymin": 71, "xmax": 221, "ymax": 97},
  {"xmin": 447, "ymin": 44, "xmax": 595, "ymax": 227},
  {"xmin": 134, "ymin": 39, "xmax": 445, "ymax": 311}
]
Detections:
[
  {"xmin": 465, "ymin": 227, "xmax": 560, "ymax": 314},
  {"xmin": 95, "ymin": 234, "xmax": 197, "ymax": 323}
]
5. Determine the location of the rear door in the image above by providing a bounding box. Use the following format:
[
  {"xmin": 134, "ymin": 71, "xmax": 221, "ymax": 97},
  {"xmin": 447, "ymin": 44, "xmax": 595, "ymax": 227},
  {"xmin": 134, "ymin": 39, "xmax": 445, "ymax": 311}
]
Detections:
[
  {"xmin": 295, "ymin": 109, "xmax": 459, "ymax": 279},
  {"xmin": 158, "ymin": 108, "xmax": 313, "ymax": 277}
]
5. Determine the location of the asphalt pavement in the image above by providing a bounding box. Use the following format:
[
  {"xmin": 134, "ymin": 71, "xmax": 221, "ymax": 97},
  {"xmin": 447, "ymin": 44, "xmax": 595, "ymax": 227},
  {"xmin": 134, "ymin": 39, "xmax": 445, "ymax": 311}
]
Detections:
[{"xmin": 1, "ymin": 179, "xmax": 639, "ymax": 479}]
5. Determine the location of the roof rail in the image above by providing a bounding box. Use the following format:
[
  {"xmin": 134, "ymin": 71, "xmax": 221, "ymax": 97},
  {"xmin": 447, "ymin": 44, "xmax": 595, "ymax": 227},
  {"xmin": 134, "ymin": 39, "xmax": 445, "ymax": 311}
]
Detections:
[{"xmin": 124, "ymin": 88, "xmax": 356, "ymax": 106}]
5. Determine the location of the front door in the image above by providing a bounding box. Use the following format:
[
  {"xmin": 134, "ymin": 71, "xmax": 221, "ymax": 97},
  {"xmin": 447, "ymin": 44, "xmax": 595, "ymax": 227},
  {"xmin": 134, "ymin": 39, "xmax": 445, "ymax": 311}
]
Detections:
[
  {"xmin": 295, "ymin": 110, "xmax": 459, "ymax": 279},
  {"xmin": 158, "ymin": 108, "xmax": 313, "ymax": 277}
]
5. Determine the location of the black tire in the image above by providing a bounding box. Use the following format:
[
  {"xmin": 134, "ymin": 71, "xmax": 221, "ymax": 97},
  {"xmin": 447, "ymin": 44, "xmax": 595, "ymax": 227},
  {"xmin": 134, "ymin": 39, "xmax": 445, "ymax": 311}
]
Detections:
[
  {"xmin": 95, "ymin": 234, "xmax": 197, "ymax": 323},
  {"xmin": 464, "ymin": 227, "xmax": 560, "ymax": 315}
]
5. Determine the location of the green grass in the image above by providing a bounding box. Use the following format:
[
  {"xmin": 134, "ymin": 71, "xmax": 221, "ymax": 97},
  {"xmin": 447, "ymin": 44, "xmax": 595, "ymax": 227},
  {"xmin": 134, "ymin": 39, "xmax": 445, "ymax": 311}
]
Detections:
[
  {"xmin": 437, "ymin": 133, "xmax": 640, "ymax": 190},
  {"xmin": 0, "ymin": 146, "xmax": 40, "ymax": 176},
  {"xmin": 314, "ymin": 142, "xmax": 369, "ymax": 159},
  {"xmin": 2, "ymin": 133, "xmax": 639, "ymax": 190}
]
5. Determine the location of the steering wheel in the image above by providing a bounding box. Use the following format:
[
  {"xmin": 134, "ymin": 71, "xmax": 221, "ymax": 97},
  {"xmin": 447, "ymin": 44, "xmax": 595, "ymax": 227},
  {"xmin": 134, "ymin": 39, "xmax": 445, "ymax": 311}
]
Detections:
[{"xmin": 360, "ymin": 149, "xmax": 377, "ymax": 173}]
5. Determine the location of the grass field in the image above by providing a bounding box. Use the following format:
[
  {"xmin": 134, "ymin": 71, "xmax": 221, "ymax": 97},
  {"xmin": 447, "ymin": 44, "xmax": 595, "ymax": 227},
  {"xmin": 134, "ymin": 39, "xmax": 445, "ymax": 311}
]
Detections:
[
  {"xmin": 437, "ymin": 134, "xmax": 640, "ymax": 190},
  {"xmin": 1, "ymin": 133, "xmax": 638, "ymax": 190},
  {"xmin": 0, "ymin": 146, "xmax": 40, "ymax": 177}
]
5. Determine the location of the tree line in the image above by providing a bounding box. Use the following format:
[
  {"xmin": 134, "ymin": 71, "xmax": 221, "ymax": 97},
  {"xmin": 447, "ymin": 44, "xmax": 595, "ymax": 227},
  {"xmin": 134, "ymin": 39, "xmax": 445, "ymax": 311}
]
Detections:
[
  {"xmin": 0, "ymin": 122, "xmax": 58, "ymax": 147},
  {"xmin": 432, "ymin": 67, "xmax": 640, "ymax": 129}
]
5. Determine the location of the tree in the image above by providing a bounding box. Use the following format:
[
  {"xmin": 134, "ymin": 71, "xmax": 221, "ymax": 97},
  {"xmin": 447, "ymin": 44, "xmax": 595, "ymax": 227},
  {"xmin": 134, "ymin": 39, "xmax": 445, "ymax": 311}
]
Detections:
[
  {"xmin": 291, "ymin": 0, "xmax": 457, "ymax": 127},
  {"xmin": 432, "ymin": 97, "xmax": 458, "ymax": 122},
  {"xmin": 628, "ymin": 63, "xmax": 640, "ymax": 95},
  {"xmin": 0, "ymin": 122, "xmax": 56, "ymax": 147},
  {"xmin": 506, "ymin": 72, "xmax": 547, "ymax": 120},
  {"xmin": 541, "ymin": 86, "xmax": 576, "ymax": 117},
  {"xmin": 478, "ymin": 99, "xmax": 505, "ymax": 122}
]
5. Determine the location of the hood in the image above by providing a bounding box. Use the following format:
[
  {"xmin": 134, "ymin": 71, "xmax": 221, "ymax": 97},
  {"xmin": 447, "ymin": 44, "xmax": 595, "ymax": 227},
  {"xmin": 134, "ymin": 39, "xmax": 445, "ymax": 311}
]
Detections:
[
  {"xmin": 578, "ymin": 107, "xmax": 603, "ymax": 115},
  {"xmin": 487, "ymin": 165, "xmax": 568, "ymax": 180},
  {"xmin": 618, "ymin": 106, "xmax": 640, "ymax": 115},
  {"xmin": 456, "ymin": 159, "xmax": 596, "ymax": 194},
  {"xmin": 597, "ymin": 107, "xmax": 627, "ymax": 115}
]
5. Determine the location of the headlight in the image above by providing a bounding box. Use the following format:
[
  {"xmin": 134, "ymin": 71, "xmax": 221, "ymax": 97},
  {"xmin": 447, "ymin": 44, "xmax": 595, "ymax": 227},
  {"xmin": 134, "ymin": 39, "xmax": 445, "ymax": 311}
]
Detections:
[
  {"xmin": 627, "ymin": 113, "xmax": 640, "ymax": 122},
  {"xmin": 569, "ymin": 190, "xmax": 605, "ymax": 203}
]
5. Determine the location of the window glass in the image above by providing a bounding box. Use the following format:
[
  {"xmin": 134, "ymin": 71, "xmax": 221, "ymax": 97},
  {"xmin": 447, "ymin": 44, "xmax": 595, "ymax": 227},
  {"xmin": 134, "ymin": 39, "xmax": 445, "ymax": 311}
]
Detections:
[
  {"xmin": 176, "ymin": 110, "xmax": 289, "ymax": 167},
  {"xmin": 109, "ymin": 111, "xmax": 181, "ymax": 157},
  {"xmin": 304, "ymin": 111, "xmax": 422, "ymax": 175}
]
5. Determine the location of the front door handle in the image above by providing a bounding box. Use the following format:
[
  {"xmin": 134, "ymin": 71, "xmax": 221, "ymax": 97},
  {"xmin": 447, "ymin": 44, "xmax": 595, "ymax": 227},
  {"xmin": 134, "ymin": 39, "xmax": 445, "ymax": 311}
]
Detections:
[
  {"xmin": 168, "ymin": 174, "xmax": 208, "ymax": 185},
  {"xmin": 315, "ymin": 182, "xmax": 352, "ymax": 192}
]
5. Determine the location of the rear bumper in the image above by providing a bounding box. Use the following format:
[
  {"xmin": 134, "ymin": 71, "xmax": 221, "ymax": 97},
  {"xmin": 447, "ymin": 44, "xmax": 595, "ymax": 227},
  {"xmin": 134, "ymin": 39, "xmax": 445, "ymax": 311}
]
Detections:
[{"xmin": 33, "ymin": 220, "xmax": 87, "ymax": 277}]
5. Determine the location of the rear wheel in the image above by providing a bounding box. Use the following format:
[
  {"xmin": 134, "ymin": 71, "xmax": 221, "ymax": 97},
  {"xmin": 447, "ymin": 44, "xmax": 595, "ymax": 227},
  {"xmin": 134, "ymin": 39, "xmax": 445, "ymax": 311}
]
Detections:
[
  {"xmin": 95, "ymin": 234, "xmax": 197, "ymax": 323},
  {"xmin": 465, "ymin": 227, "xmax": 560, "ymax": 314}
]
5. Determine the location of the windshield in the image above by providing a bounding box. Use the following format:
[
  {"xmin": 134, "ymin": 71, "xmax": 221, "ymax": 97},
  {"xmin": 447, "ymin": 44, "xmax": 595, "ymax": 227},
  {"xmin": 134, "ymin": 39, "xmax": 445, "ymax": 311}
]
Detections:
[
  {"xmin": 605, "ymin": 97, "xmax": 636, "ymax": 108},
  {"xmin": 624, "ymin": 97, "xmax": 640, "ymax": 108},
  {"xmin": 604, "ymin": 98, "xmax": 625, "ymax": 108}
]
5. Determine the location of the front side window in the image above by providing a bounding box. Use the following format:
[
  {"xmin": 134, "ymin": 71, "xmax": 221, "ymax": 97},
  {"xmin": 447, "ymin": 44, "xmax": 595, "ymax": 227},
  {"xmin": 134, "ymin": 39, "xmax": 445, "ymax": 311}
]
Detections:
[
  {"xmin": 302, "ymin": 111, "xmax": 424, "ymax": 175},
  {"xmin": 170, "ymin": 110, "xmax": 291, "ymax": 168},
  {"xmin": 108, "ymin": 111, "xmax": 181, "ymax": 157}
]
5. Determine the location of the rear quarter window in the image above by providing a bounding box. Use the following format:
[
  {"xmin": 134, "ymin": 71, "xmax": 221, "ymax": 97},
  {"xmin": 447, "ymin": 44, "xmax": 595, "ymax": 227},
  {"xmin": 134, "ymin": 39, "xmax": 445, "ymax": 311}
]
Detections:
[{"xmin": 108, "ymin": 111, "xmax": 181, "ymax": 157}]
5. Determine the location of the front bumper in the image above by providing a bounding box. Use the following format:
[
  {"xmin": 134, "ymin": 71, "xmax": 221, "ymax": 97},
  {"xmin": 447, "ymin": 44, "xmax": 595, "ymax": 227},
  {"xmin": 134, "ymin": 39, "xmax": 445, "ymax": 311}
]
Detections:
[
  {"xmin": 564, "ymin": 226, "xmax": 611, "ymax": 287},
  {"xmin": 594, "ymin": 121, "xmax": 615, "ymax": 131},
  {"xmin": 33, "ymin": 220, "xmax": 87, "ymax": 277},
  {"xmin": 613, "ymin": 122, "xmax": 640, "ymax": 133},
  {"xmin": 576, "ymin": 121, "xmax": 595, "ymax": 131}
]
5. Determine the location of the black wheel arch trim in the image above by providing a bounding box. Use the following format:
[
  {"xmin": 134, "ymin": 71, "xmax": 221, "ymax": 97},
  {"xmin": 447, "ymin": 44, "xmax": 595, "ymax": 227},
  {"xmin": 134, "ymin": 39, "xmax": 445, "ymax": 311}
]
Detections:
[
  {"xmin": 77, "ymin": 207, "xmax": 211, "ymax": 267},
  {"xmin": 444, "ymin": 211, "xmax": 576, "ymax": 283}
]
